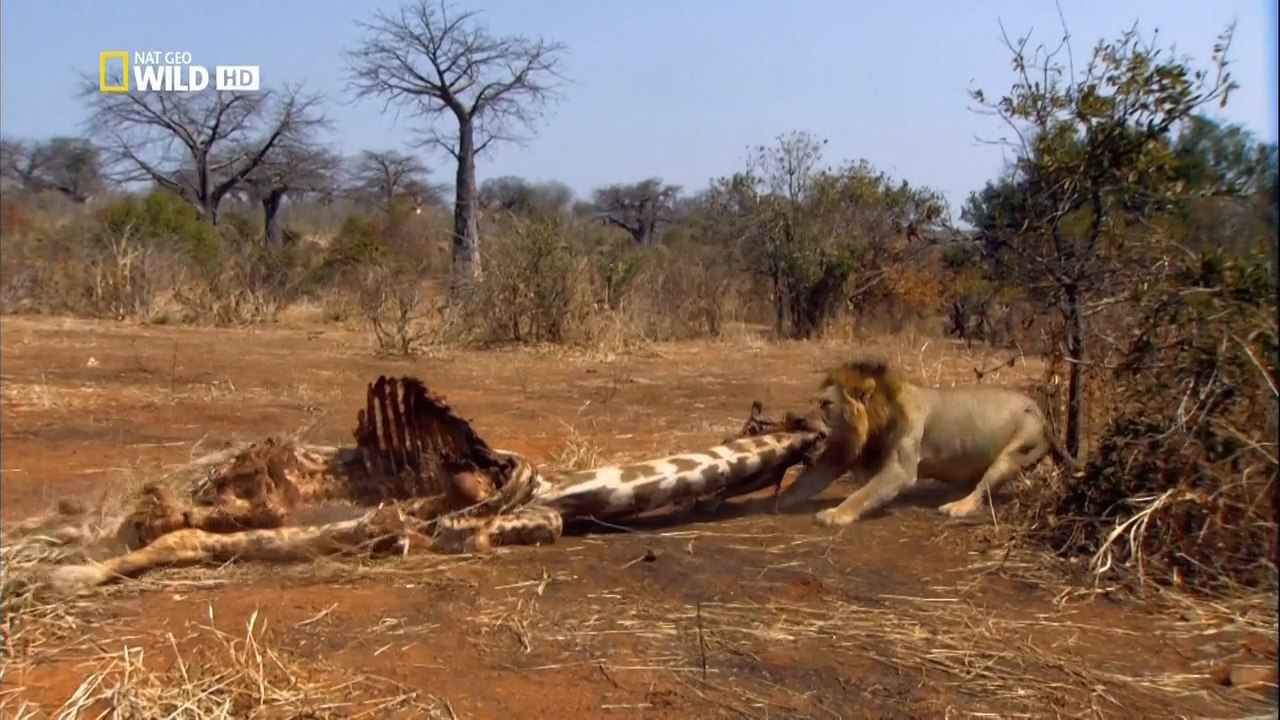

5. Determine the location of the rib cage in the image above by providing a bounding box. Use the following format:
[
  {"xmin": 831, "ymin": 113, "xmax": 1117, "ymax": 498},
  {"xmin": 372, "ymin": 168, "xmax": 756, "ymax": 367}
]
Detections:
[{"xmin": 354, "ymin": 375, "xmax": 522, "ymax": 500}]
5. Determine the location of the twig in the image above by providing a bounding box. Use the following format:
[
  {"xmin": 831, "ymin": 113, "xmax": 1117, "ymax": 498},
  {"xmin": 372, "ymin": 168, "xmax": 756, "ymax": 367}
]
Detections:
[{"xmin": 696, "ymin": 600, "xmax": 708, "ymax": 683}]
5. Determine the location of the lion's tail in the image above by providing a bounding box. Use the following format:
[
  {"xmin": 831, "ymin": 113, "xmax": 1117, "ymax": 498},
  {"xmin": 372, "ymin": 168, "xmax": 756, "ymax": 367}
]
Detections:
[{"xmin": 1046, "ymin": 431, "xmax": 1081, "ymax": 475}]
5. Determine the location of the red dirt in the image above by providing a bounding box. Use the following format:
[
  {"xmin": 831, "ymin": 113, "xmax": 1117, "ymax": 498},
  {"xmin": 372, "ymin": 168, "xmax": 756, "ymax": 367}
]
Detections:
[{"xmin": 2, "ymin": 316, "xmax": 1274, "ymax": 718}]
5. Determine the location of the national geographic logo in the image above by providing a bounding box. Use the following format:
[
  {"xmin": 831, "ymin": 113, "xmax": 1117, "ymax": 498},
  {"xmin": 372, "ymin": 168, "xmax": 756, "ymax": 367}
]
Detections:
[{"xmin": 98, "ymin": 51, "xmax": 260, "ymax": 93}]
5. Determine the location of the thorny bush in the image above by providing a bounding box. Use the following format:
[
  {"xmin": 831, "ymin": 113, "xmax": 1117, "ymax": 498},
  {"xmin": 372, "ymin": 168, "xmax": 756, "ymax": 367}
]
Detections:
[{"xmin": 1028, "ymin": 250, "xmax": 1278, "ymax": 596}]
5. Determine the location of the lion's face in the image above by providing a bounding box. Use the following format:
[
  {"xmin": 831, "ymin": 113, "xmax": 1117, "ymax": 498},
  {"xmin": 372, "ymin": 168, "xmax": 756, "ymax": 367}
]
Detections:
[
  {"xmin": 808, "ymin": 383, "xmax": 856, "ymax": 432},
  {"xmin": 808, "ymin": 382, "xmax": 870, "ymax": 462}
]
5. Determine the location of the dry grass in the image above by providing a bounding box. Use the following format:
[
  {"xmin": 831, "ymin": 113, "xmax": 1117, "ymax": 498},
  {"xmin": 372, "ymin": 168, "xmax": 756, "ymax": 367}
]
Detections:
[
  {"xmin": 1, "ymin": 607, "xmax": 446, "ymax": 719},
  {"xmin": 6, "ymin": 518, "xmax": 1274, "ymax": 718},
  {"xmin": 1, "ymin": 377, "xmax": 109, "ymax": 412},
  {"xmin": 546, "ymin": 414, "xmax": 606, "ymax": 472},
  {"xmin": 423, "ymin": 522, "xmax": 1276, "ymax": 718},
  {"xmin": 1, "ymin": 459, "xmax": 214, "ymax": 665}
]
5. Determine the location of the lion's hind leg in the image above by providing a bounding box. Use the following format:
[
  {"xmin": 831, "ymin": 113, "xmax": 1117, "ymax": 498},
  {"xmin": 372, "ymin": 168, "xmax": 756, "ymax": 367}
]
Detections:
[{"xmin": 937, "ymin": 444, "xmax": 1041, "ymax": 519}]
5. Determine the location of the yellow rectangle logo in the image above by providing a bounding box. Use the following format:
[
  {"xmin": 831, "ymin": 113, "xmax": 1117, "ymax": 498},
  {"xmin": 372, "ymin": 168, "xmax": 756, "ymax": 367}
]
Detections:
[{"xmin": 99, "ymin": 51, "xmax": 129, "ymax": 93}]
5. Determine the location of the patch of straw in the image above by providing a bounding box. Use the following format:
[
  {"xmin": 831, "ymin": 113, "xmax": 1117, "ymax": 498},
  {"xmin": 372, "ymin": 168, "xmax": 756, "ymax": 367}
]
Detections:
[
  {"xmin": 439, "ymin": 519, "xmax": 1275, "ymax": 718},
  {"xmin": 1, "ymin": 605, "xmax": 447, "ymax": 719},
  {"xmin": 548, "ymin": 413, "xmax": 604, "ymax": 471}
]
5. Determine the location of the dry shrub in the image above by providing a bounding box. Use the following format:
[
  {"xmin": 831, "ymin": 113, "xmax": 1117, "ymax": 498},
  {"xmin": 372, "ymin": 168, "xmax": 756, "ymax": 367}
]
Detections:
[
  {"xmin": 435, "ymin": 214, "xmax": 767, "ymax": 349},
  {"xmin": 170, "ymin": 242, "xmax": 310, "ymax": 326},
  {"xmin": 1024, "ymin": 251, "xmax": 1277, "ymax": 596},
  {"xmin": 81, "ymin": 227, "xmax": 176, "ymax": 320},
  {"xmin": 843, "ymin": 256, "xmax": 953, "ymax": 339},
  {"xmin": 0, "ymin": 222, "xmax": 189, "ymax": 320},
  {"xmin": 617, "ymin": 242, "xmax": 747, "ymax": 341},
  {"xmin": 305, "ymin": 204, "xmax": 453, "ymax": 352},
  {"xmin": 0, "ymin": 192, "xmax": 316, "ymax": 325},
  {"xmin": 581, "ymin": 236, "xmax": 759, "ymax": 346},
  {"xmin": 355, "ymin": 263, "xmax": 444, "ymax": 355},
  {"xmin": 459, "ymin": 215, "xmax": 596, "ymax": 345}
]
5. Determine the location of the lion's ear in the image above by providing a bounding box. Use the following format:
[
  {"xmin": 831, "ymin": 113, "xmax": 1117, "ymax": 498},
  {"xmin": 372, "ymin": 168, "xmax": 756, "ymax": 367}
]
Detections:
[{"xmin": 840, "ymin": 388, "xmax": 858, "ymax": 406}]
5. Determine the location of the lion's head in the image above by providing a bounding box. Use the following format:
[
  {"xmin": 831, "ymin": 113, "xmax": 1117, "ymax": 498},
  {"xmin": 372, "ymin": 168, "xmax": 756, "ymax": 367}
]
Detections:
[{"xmin": 808, "ymin": 357, "xmax": 907, "ymax": 469}]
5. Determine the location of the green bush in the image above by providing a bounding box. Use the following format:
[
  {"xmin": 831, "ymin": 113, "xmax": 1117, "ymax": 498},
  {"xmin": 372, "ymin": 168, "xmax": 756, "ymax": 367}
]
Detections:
[{"xmin": 94, "ymin": 190, "xmax": 221, "ymax": 271}]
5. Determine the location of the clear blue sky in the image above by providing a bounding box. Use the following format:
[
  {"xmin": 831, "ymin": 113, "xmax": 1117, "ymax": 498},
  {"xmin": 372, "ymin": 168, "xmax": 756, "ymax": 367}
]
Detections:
[{"xmin": 2, "ymin": 0, "xmax": 1276, "ymax": 218}]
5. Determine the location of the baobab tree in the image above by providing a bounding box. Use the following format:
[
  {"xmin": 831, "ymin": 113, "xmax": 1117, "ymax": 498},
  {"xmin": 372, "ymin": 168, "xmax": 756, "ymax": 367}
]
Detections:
[
  {"xmin": 592, "ymin": 178, "xmax": 683, "ymax": 245},
  {"xmin": 344, "ymin": 0, "xmax": 567, "ymax": 297},
  {"xmin": 80, "ymin": 79, "xmax": 326, "ymax": 225},
  {"xmin": 478, "ymin": 175, "xmax": 573, "ymax": 217},
  {"xmin": 348, "ymin": 149, "xmax": 443, "ymax": 214},
  {"xmin": 241, "ymin": 143, "xmax": 342, "ymax": 246}
]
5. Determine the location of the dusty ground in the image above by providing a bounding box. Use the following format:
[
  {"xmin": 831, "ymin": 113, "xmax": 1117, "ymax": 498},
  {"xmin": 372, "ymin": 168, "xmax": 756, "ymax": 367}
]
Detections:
[{"xmin": 1, "ymin": 315, "xmax": 1275, "ymax": 719}]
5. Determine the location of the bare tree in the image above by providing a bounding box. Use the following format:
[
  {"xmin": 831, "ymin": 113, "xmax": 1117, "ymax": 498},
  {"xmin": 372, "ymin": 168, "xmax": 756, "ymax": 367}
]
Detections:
[
  {"xmin": 345, "ymin": 0, "xmax": 567, "ymax": 296},
  {"xmin": 349, "ymin": 149, "xmax": 443, "ymax": 213},
  {"xmin": 80, "ymin": 80, "xmax": 327, "ymax": 225},
  {"xmin": 0, "ymin": 137, "xmax": 36, "ymax": 191},
  {"xmin": 0, "ymin": 136, "xmax": 103, "ymax": 202},
  {"xmin": 242, "ymin": 143, "xmax": 342, "ymax": 246},
  {"xmin": 478, "ymin": 175, "xmax": 573, "ymax": 217},
  {"xmin": 592, "ymin": 178, "xmax": 682, "ymax": 245}
]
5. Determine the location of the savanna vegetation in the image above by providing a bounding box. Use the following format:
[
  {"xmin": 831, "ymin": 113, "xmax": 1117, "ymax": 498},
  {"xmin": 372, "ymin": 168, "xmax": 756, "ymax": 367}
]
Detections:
[{"xmin": 0, "ymin": 2, "xmax": 1274, "ymax": 598}]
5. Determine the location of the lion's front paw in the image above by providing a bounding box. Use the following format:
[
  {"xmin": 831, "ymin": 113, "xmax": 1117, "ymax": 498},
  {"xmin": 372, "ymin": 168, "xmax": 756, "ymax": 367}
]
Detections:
[
  {"xmin": 938, "ymin": 496, "xmax": 982, "ymax": 518},
  {"xmin": 814, "ymin": 508, "xmax": 854, "ymax": 527}
]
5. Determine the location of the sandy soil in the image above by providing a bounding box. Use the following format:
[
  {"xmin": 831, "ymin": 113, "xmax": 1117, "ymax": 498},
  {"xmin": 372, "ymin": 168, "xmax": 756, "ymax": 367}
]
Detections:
[{"xmin": 1, "ymin": 315, "xmax": 1274, "ymax": 719}]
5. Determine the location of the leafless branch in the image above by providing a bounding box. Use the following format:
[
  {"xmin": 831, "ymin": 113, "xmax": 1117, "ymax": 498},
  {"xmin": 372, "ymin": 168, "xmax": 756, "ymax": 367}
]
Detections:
[
  {"xmin": 347, "ymin": 149, "xmax": 444, "ymax": 212},
  {"xmin": 344, "ymin": 0, "xmax": 569, "ymax": 290},
  {"xmin": 0, "ymin": 135, "xmax": 103, "ymax": 202},
  {"xmin": 344, "ymin": 0, "xmax": 567, "ymax": 157},
  {"xmin": 79, "ymin": 76, "xmax": 328, "ymax": 223}
]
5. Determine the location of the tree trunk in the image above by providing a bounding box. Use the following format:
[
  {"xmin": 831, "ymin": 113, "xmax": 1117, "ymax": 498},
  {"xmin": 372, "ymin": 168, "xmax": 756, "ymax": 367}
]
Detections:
[
  {"xmin": 189, "ymin": 191, "xmax": 222, "ymax": 226},
  {"xmin": 770, "ymin": 253, "xmax": 784, "ymax": 336},
  {"xmin": 450, "ymin": 120, "xmax": 482, "ymax": 299},
  {"xmin": 1063, "ymin": 281, "xmax": 1085, "ymax": 460},
  {"xmin": 639, "ymin": 216, "xmax": 656, "ymax": 245},
  {"xmin": 262, "ymin": 189, "xmax": 286, "ymax": 247},
  {"xmin": 196, "ymin": 161, "xmax": 219, "ymax": 226},
  {"xmin": 637, "ymin": 198, "xmax": 657, "ymax": 244}
]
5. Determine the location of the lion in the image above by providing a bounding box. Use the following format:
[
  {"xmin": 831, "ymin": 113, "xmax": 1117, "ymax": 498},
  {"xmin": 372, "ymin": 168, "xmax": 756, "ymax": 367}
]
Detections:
[{"xmin": 759, "ymin": 356, "xmax": 1075, "ymax": 526}]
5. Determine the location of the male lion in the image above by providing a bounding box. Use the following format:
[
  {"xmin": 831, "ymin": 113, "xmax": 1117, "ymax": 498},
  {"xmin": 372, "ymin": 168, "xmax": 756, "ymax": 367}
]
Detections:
[{"xmin": 762, "ymin": 356, "xmax": 1074, "ymax": 526}]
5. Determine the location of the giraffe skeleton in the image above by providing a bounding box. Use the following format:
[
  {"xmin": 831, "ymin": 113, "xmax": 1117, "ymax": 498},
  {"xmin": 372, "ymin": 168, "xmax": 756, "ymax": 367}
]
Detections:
[{"xmin": 42, "ymin": 430, "xmax": 822, "ymax": 595}]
